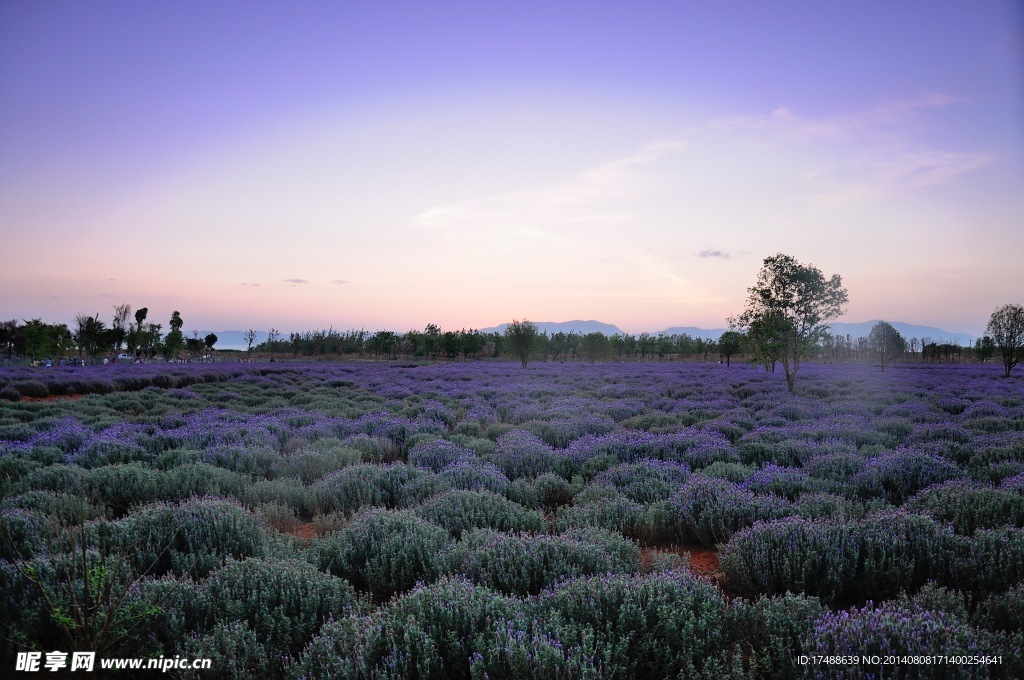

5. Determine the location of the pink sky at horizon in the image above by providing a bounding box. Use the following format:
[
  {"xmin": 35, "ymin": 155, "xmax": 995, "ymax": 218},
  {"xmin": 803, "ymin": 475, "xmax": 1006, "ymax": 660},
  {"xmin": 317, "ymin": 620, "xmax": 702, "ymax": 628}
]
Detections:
[{"xmin": 2, "ymin": 1, "xmax": 1022, "ymax": 337}]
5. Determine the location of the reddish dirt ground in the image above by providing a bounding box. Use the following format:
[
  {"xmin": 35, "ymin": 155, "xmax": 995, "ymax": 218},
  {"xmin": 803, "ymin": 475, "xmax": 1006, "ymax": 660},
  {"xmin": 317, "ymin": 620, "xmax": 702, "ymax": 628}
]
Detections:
[
  {"xmin": 642, "ymin": 544, "xmax": 725, "ymax": 585},
  {"xmin": 290, "ymin": 522, "xmax": 319, "ymax": 542}
]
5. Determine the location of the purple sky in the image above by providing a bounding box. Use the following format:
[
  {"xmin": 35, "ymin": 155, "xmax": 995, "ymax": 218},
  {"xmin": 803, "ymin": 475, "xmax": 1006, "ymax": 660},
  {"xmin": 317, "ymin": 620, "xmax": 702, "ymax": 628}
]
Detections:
[{"xmin": 2, "ymin": 1, "xmax": 1022, "ymax": 335}]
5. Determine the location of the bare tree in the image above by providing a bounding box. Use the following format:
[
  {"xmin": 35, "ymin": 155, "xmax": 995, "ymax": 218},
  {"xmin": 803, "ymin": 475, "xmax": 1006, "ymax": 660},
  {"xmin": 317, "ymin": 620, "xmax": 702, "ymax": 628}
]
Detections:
[
  {"xmin": 986, "ymin": 304, "xmax": 1024, "ymax": 377},
  {"xmin": 244, "ymin": 328, "xmax": 258, "ymax": 355}
]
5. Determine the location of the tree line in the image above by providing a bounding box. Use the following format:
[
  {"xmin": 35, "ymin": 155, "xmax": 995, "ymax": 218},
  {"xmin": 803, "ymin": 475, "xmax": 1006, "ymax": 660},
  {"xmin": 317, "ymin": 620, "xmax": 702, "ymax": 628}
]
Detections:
[
  {"xmin": 3, "ymin": 262, "xmax": 1022, "ymax": 381},
  {"xmin": 0, "ymin": 306, "xmax": 217, "ymax": 365}
]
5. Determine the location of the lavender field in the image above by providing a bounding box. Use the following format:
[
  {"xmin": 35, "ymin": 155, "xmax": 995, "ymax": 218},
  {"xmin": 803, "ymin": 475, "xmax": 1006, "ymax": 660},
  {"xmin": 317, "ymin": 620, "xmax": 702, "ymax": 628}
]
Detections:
[{"xmin": 2, "ymin": 361, "xmax": 1023, "ymax": 678}]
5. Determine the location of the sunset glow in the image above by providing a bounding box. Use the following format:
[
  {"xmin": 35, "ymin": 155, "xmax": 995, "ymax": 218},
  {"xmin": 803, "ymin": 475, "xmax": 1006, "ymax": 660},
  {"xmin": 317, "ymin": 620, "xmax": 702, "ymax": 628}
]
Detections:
[{"xmin": 2, "ymin": 1, "xmax": 1021, "ymax": 335}]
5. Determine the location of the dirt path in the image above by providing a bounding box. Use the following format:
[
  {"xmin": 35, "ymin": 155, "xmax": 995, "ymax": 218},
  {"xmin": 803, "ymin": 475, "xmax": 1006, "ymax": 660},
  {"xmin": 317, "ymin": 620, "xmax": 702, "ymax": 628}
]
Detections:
[{"xmin": 642, "ymin": 544, "xmax": 725, "ymax": 585}]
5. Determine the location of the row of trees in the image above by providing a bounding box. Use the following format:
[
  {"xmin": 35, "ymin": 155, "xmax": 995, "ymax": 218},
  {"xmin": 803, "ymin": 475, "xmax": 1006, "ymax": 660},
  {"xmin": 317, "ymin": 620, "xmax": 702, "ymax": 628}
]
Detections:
[
  {"xmin": 3, "ymin": 276, "xmax": 1020, "ymax": 381},
  {"xmin": 727, "ymin": 253, "xmax": 1023, "ymax": 390},
  {"xmin": 0, "ymin": 306, "xmax": 216, "ymax": 364}
]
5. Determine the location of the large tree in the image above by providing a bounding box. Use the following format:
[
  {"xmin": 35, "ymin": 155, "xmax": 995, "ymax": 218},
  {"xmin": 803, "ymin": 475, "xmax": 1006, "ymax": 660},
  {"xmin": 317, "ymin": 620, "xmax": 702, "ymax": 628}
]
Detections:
[
  {"xmin": 717, "ymin": 331, "xmax": 743, "ymax": 367},
  {"xmin": 163, "ymin": 311, "xmax": 184, "ymax": 360},
  {"xmin": 204, "ymin": 333, "xmax": 218, "ymax": 358},
  {"xmin": 111, "ymin": 303, "xmax": 131, "ymax": 355},
  {"xmin": 505, "ymin": 319, "xmax": 538, "ymax": 368},
  {"xmin": 581, "ymin": 332, "xmax": 610, "ymax": 364},
  {"xmin": 732, "ymin": 253, "xmax": 848, "ymax": 392},
  {"xmin": 986, "ymin": 303, "xmax": 1024, "ymax": 377},
  {"xmin": 868, "ymin": 321, "xmax": 906, "ymax": 371}
]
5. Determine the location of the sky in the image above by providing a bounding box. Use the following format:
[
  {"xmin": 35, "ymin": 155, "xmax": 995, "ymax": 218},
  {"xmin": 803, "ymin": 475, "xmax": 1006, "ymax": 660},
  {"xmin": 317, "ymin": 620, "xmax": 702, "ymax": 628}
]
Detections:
[{"xmin": 1, "ymin": 0, "xmax": 1022, "ymax": 336}]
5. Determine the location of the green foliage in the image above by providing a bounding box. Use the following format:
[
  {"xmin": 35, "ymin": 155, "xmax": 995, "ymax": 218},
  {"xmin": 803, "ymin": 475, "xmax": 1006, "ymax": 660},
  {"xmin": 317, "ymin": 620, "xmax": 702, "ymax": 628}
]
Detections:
[
  {"xmin": 315, "ymin": 507, "xmax": 454, "ymax": 600},
  {"xmin": 554, "ymin": 490, "xmax": 659, "ymax": 543},
  {"xmin": 290, "ymin": 577, "xmax": 519, "ymax": 680},
  {"xmin": 537, "ymin": 570, "xmax": 745, "ymax": 678},
  {"xmin": 746, "ymin": 593, "xmax": 827, "ymax": 680},
  {"xmin": 310, "ymin": 463, "xmax": 444, "ymax": 515},
  {"xmin": 191, "ymin": 558, "xmax": 358, "ymax": 662},
  {"xmin": 505, "ymin": 319, "xmax": 538, "ymax": 368},
  {"xmin": 669, "ymin": 476, "xmax": 794, "ymax": 546},
  {"xmin": 415, "ymin": 490, "xmax": 544, "ymax": 539},
  {"xmin": 84, "ymin": 463, "xmax": 163, "ymax": 517},
  {"xmin": 986, "ymin": 303, "xmax": 1024, "ymax": 377},
  {"xmin": 868, "ymin": 320, "xmax": 907, "ymax": 370},
  {"xmin": 450, "ymin": 528, "xmax": 640, "ymax": 596},
  {"xmin": 905, "ymin": 480, "xmax": 1024, "ymax": 534},
  {"xmin": 181, "ymin": 621, "xmax": 271, "ymax": 680},
  {"xmin": 732, "ymin": 253, "xmax": 848, "ymax": 391},
  {"xmin": 118, "ymin": 496, "xmax": 270, "ymax": 578},
  {"xmin": 720, "ymin": 512, "xmax": 957, "ymax": 603}
]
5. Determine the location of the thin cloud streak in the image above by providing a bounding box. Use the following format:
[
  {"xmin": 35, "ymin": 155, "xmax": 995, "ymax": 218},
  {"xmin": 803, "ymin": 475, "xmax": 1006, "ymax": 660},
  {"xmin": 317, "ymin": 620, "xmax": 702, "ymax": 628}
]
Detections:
[
  {"xmin": 411, "ymin": 139, "xmax": 686, "ymax": 248},
  {"xmin": 713, "ymin": 90, "xmax": 959, "ymax": 140}
]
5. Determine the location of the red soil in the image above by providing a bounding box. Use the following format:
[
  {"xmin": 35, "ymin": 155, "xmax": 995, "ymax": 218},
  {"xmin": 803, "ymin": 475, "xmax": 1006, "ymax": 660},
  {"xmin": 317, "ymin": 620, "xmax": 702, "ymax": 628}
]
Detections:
[
  {"xmin": 290, "ymin": 522, "xmax": 319, "ymax": 543},
  {"xmin": 642, "ymin": 544, "xmax": 725, "ymax": 585}
]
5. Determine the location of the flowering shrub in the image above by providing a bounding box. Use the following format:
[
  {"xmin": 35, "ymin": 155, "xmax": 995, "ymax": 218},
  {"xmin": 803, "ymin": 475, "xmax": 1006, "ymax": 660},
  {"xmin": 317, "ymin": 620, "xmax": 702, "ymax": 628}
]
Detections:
[
  {"xmin": 746, "ymin": 593, "xmax": 827, "ymax": 679},
  {"xmin": 590, "ymin": 458, "xmax": 690, "ymax": 503},
  {"xmin": 438, "ymin": 457, "xmax": 510, "ymax": 494},
  {"xmin": 414, "ymin": 489, "xmax": 544, "ymax": 539},
  {"xmin": 720, "ymin": 512, "xmax": 957, "ymax": 602},
  {"xmin": 3, "ymin": 360, "xmax": 1024, "ymax": 673},
  {"xmin": 853, "ymin": 449, "xmax": 964, "ymax": 504},
  {"xmin": 449, "ymin": 528, "xmax": 640, "ymax": 595},
  {"xmin": 554, "ymin": 490, "xmax": 658, "ymax": 542},
  {"xmin": 117, "ymin": 496, "xmax": 270, "ymax": 577},
  {"xmin": 290, "ymin": 577, "xmax": 519, "ymax": 679},
  {"xmin": 407, "ymin": 438, "xmax": 478, "ymax": 472},
  {"xmin": 669, "ymin": 476, "xmax": 794, "ymax": 546},
  {"xmin": 906, "ymin": 479, "xmax": 1024, "ymax": 534},
  {"xmin": 486, "ymin": 430, "xmax": 566, "ymax": 480},
  {"xmin": 536, "ymin": 570, "xmax": 744, "ymax": 677},
  {"xmin": 310, "ymin": 463, "xmax": 442, "ymax": 515},
  {"xmin": 740, "ymin": 463, "xmax": 817, "ymax": 501},
  {"xmin": 805, "ymin": 602, "xmax": 1007, "ymax": 679},
  {"xmin": 190, "ymin": 557, "xmax": 358, "ymax": 663},
  {"xmin": 83, "ymin": 462, "xmax": 163, "ymax": 516},
  {"xmin": 314, "ymin": 507, "xmax": 453, "ymax": 599}
]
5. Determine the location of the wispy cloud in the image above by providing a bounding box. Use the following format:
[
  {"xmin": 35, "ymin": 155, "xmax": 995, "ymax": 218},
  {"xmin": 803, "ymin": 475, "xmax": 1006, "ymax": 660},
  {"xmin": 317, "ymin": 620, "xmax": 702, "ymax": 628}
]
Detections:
[
  {"xmin": 283, "ymin": 278, "xmax": 308, "ymax": 285},
  {"xmin": 331, "ymin": 279, "xmax": 349, "ymax": 285},
  {"xmin": 412, "ymin": 139, "xmax": 686, "ymax": 249},
  {"xmin": 241, "ymin": 282, "xmax": 260, "ymax": 287},
  {"xmin": 714, "ymin": 90, "xmax": 958, "ymax": 140},
  {"xmin": 870, "ymin": 149, "xmax": 993, "ymax": 187},
  {"xmin": 698, "ymin": 249, "xmax": 730, "ymax": 259},
  {"xmin": 717, "ymin": 91, "xmax": 990, "ymax": 194}
]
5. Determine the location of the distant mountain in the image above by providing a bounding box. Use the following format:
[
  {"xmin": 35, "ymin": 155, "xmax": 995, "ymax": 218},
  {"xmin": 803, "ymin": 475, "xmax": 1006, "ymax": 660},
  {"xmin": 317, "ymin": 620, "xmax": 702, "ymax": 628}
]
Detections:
[
  {"xmin": 651, "ymin": 326, "xmax": 728, "ymax": 340},
  {"xmin": 649, "ymin": 321, "xmax": 977, "ymax": 344},
  {"xmin": 826, "ymin": 321, "xmax": 977, "ymax": 344},
  {"xmin": 480, "ymin": 320, "xmax": 626, "ymax": 335}
]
